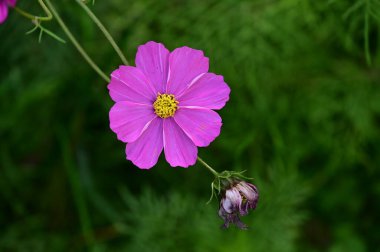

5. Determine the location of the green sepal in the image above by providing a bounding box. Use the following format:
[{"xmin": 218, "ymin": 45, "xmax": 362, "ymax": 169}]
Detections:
[{"xmin": 206, "ymin": 170, "xmax": 254, "ymax": 203}]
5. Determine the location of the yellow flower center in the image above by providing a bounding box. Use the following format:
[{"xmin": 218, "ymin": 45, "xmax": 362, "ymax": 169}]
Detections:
[{"xmin": 153, "ymin": 93, "xmax": 179, "ymax": 118}]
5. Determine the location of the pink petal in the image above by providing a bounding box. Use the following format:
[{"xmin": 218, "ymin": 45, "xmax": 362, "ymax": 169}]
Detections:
[
  {"xmin": 6, "ymin": 0, "xmax": 17, "ymax": 7},
  {"xmin": 108, "ymin": 66, "xmax": 156, "ymax": 104},
  {"xmin": 236, "ymin": 183, "xmax": 256, "ymax": 202},
  {"xmin": 166, "ymin": 46, "xmax": 209, "ymax": 96},
  {"xmin": 126, "ymin": 118, "xmax": 163, "ymax": 169},
  {"xmin": 221, "ymin": 198, "xmax": 233, "ymax": 213},
  {"xmin": 174, "ymin": 107, "xmax": 222, "ymax": 147},
  {"xmin": 135, "ymin": 41, "xmax": 170, "ymax": 94},
  {"xmin": 225, "ymin": 188, "xmax": 242, "ymax": 211},
  {"xmin": 0, "ymin": 3, "xmax": 9, "ymax": 24},
  {"xmin": 109, "ymin": 101, "xmax": 156, "ymax": 143},
  {"xmin": 178, "ymin": 73, "xmax": 230, "ymax": 110},
  {"xmin": 163, "ymin": 118, "xmax": 197, "ymax": 167}
]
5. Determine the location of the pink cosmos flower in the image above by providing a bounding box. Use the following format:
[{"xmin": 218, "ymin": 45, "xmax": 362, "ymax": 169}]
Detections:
[
  {"xmin": 108, "ymin": 41, "xmax": 230, "ymax": 169},
  {"xmin": 0, "ymin": 0, "xmax": 16, "ymax": 24}
]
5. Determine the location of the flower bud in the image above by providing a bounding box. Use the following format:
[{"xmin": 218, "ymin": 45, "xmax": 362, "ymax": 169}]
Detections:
[{"xmin": 218, "ymin": 180, "xmax": 259, "ymax": 229}]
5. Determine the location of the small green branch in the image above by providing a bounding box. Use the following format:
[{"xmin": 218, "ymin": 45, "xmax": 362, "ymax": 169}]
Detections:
[
  {"xmin": 197, "ymin": 157, "xmax": 219, "ymax": 177},
  {"xmin": 75, "ymin": 0, "xmax": 129, "ymax": 66},
  {"xmin": 14, "ymin": 0, "xmax": 52, "ymax": 22},
  {"xmin": 45, "ymin": 0, "xmax": 110, "ymax": 82},
  {"xmin": 26, "ymin": 20, "xmax": 66, "ymax": 43}
]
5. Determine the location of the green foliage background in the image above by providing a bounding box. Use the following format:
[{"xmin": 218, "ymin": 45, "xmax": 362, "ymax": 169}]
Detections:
[{"xmin": 1, "ymin": 0, "xmax": 380, "ymax": 251}]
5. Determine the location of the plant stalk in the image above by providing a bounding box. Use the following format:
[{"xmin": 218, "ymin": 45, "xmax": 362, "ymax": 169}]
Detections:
[
  {"xmin": 44, "ymin": 0, "xmax": 110, "ymax": 82},
  {"xmin": 75, "ymin": 0, "xmax": 129, "ymax": 66},
  {"xmin": 14, "ymin": 0, "xmax": 52, "ymax": 22},
  {"xmin": 197, "ymin": 157, "xmax": 219, "ymax": 177}
]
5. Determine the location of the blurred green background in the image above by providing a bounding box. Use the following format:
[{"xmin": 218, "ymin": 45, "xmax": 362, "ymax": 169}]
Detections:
[{"xmin": 1, "ymin": 0, "xmax": 380, "ymax": 251}]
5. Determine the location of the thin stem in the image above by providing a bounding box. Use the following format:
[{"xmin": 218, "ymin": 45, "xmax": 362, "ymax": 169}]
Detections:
[
  {"xmin": 44, "ymin": 0, "xmax": 110, "ymax": 82},
  {"xmin": 197, "ymin": 157, "xmax": 219, "ymax": 177},
  {"xmin": 14, "ymin": 0, "xmax": 52, "ymax": 21},
  {"xmin": 75, "ymin": 0, "xmax": 129, "ymax": 66}
]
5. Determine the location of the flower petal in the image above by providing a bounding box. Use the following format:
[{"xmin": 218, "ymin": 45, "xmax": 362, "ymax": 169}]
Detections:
[
  {"xmin": 178, "ymin": 73, "xmax": 230, "ymax": 110},
  {"xmin": 166, "ymin": 46, "xmax": 209, "ymax": 96},
  {"xmin": 163, "ymin": 118, "xmax": 197, "ymax": 167},
  {"xmin": 236, "ymin": 182, "xmax": 259, "ymax": 203},
  {"xmin": 109, "ymin": 101, "xmax": 156, "ymax": 143},
  {"xmin": 219, "ymin": 200, "xmax": 248, "ymax": 230},
  {"xmin": 135, "ymin": 41, "xmax": 170, "ymax": 94},
  {"xmin": 221, "ymin": 198, "xmax": 233, "ymax": 214},
  {"xmin": 6, "ymin": 0, "xmax": 17, "ymax": 7},
  {"xmin": 126, "ymin": 118, "xmax": 163, "ymax": 169},
  {"xmin": 225, "ymin": 188, "xmax": 242, "ymax": 211},
  {"xmin": 0, "ymin": 3, "xmax": 9, "ymax": 24},
  {"xmin": 108, "ymin": 66, "xmax": 155, "ymax": 103},
  {"xmin": 174, "ymin": 107, "xmax": 222, "ymax": 147}
]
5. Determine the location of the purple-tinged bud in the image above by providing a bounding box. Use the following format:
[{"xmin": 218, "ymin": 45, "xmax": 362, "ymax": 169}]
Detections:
[{"xmin": 218, "ymin": 180, "xmax": 259, "ymax": 229}]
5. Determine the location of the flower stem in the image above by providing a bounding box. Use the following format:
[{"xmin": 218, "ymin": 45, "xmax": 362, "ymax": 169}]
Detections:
[
  {"xmin": 14, "ymin": 0, "xmax": 52, "ymax": 21},
  {"xmin": 44, "ymin": 0, "xmax": 110, "ymax": 83},
  {"xmin": 75, "ymin": 0, "xmax": 129, "ymax": 66},
  {"xmin": 197, "ymin": 157, "xmax": 219, "ymax": 177}
]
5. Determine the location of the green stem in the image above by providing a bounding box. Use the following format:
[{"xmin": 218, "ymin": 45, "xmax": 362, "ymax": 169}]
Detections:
[
  {"xmin": 75, "ymin": 0, "xmax": 129, "ymax": 66},
  {"xmin": 44, "ymin": 0, "xmax": 110, "ymax": 82},
  {"xmin": 14, "ymin": 0, "xmax": 52, "ymax": 21},
  {"xmin": 197, "ymin": 157, "xmax": 219, "ymax": 177}
]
